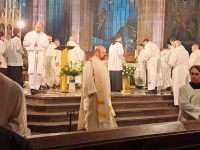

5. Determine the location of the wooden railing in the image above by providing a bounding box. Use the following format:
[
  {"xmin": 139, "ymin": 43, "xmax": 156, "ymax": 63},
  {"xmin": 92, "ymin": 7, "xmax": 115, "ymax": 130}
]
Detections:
[{"xmin": 29, "ymin": 120, "xmax": 200, "ymax": 150}]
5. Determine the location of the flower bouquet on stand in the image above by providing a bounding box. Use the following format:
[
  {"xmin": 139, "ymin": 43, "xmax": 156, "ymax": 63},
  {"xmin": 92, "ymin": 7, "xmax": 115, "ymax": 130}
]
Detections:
[
  {"xmin": 61, "ymin": 61, "xmax": 83, "ymax": 92},
  {"xmin": 122, "ymin": 62, "xmax": 136, "ymax": 91}
]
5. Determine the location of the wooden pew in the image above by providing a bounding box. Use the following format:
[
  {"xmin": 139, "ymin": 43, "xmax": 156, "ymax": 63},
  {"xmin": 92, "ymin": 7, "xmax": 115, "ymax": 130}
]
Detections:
[{"xmin": 29, "ymin": 120, "xmax": 200, "ymax": 150}]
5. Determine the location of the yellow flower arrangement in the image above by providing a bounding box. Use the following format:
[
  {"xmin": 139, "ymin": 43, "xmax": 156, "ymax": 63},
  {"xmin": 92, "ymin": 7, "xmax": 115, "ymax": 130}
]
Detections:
[
  {"xmin": 61, "ymin": 61, "xmax": 83, "ymax": 77},
  {"xmin": 122, "ymin": 62, "xmax": 136, "ymax": 80}
]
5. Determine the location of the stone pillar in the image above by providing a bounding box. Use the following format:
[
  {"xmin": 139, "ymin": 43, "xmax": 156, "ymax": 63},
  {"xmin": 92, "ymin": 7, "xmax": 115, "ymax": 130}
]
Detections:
[
  {"xmin": 137, "ymin": 0, "xmax": 165, "ymax": 48},
  {"xmin": 32, "ymin": 0, "xmax": 46, "ymax": 28},
  {"xmin": 71, "ymin": 0, "xmax": 81, "ymax": 43},
  {"xmin": 79, "ymin": 0, "xmax": 94, "ymax": 52},
  {"xmin": 152, "ymin": 0, "xmax": 165, "ymax": 49}
]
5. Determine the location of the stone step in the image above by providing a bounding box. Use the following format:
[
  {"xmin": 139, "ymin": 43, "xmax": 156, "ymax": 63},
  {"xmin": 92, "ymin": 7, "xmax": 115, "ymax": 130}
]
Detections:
[
  {"xmin": 27, "ymin": 111, "xmax": 77, "ymax": 122},
  {"xmin": 26, "ymin": 93, "xmax": 176, "ymax": 133},
  {"xmin": 27, "ymin": 100, "xmax": 173, "ymax": 107},
  {"xmin": 26, "ymin": 95, "xmax": 173, "ymax": 104},
  {"xmin": 116, "ymin": 114, "xmax": 178, "ymax": 127},
  {"xmin": 27, "ymin": 102, "xmax": 80, "ymax": 113},
  {"xmin": 27, "ymin": 100, "xmax": 174, "ymax": 113},
  {"xmin": 26, "ymin": 95, "xmax": 80, "ymax": 104},
  {"xmin": 112, "ymin": 101, "xmax": 174, "ymax": 109},
  {"xmin": 27, "ymin": 100, "xmax": 173, "ymax": 112},
  {"xmin": 111, "ymin": 95, "xmax": 174, "ymax": 102},
  {"xmin": 115, "ymin": 107, "xmax": 178, "ymax": 117},
  {"xmin": 28, "ymin": 121, "xmax": 77, "ymax": 133},
  {"xmin": 27, "ymin": 107, "xmax": 178, "ymax": 122},
  {"xmin": 28, "ymin": 114, "xmax": 178, "ymax": 133}
]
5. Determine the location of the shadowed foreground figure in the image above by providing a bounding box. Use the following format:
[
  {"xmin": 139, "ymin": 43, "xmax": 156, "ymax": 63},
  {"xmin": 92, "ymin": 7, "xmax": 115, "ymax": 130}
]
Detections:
[
  {"xmin": 0, "ymin": 73, "xmax": 30, "ymax": 137},
  {"xmin": 78, "ymin": 46, "xmax": 118, "ymax": 131},
  {"xmin": 0, "ymin": 126, "xmax": 33, "ymax": 150}
]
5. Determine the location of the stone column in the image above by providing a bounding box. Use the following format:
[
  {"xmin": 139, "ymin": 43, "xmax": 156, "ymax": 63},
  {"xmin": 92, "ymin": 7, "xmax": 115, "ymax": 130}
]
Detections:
[
  {"xmin": 137, "ymin": 0, "xmax": 165, "ymax": 49},
  {"xmin": 71, "ymin": 0, "xmax": 81, "ymax": 43},
  {"xmin": 79, "ymin": 0, "xmax": 94, "ymax": 52},
  {"xmin": 152, "ymin": 0, "xmax": 165, "ymax": 49},
  {"xmin": 32, "ymin": 0, "xmax": 46, "ymax": 28}
]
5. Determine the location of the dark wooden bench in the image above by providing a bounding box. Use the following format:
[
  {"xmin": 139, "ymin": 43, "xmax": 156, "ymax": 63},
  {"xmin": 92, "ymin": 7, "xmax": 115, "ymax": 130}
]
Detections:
[{"xmin": 29, "ymin": 120, "xmax": 200, "ymax": 150}]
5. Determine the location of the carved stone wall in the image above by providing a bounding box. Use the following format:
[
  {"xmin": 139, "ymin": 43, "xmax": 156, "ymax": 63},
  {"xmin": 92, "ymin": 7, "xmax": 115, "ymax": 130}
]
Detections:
[
  {"xmin": 0, "ymin": 0, "xmax": 20, "ymax": 38},
  {"xmin": 164, "ymin": 0, "xmax": 199, "ymax": 52}
]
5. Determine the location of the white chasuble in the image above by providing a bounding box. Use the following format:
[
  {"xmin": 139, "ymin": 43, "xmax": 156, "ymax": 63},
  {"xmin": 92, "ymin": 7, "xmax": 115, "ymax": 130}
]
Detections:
[{"xmin": 78, "ymin": 56, "xmax": 117, "ymax": 130}]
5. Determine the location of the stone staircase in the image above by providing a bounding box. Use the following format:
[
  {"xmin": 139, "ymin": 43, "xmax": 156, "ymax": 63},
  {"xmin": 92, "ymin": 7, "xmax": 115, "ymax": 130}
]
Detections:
[{"xmin": 26, "ymin": 94, "xmax": 179, "ymax": 133}]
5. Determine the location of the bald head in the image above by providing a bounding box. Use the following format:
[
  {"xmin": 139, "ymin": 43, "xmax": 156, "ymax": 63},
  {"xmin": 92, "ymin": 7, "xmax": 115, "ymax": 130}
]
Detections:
[
  {"xmin": 95, "ymin": 46, "xmax": 106, "ymax": 60},
  {"xmin": 192, "ymin": 44, "xmax": 199, "ymax": 52},
  {"xmin": 54, "ymin": 39, "xmax": 60, "ymax": 47},
  {"xmin": 69, "ymin": 36, "xmax": 76, "ymax": 42},
  {"xmin": 35, "ymin": 22, "xmax": 43, "ymax": 33},
  {"xmin": 174, "ymin": 40, "xmax": 181, "ymax": 48}
]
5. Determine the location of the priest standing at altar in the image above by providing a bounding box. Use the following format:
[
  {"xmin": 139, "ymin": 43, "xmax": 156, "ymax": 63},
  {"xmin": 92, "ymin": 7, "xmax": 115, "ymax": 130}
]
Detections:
[
  {"xmin": 168, "ymin": 40, "xmax": 190, "ymax": 105},
  {"xmin": 189, "ymin": 44, "xmax": 200, "ymax": 67},
  {"xmin": 67, "ymin": 36, "xmax": 85, "ymax": 86},
  {"xmin": 108, "ymin": 35, "xmax": 124, "ymax": 92},
  {"xmin": 160, "ymin": 45, "xmax": 172, "ymax": 91},
  {"xmin": 78, "ymin": 46, "xmax": 118, "ymax": 131},
  {"xmin": 135, "ymin": 44, "xmax": 146, "ymax": 87},
  {"xmin": 23, "ymin": 22, "xmax": 49, "ymax": 95},
  {"xmin": 51, "ymin": 39, "xmax": 61, "ymax": 87},
  {"xmin": 43, "ymin": 35, "xmax": 56, "ymax": 88},
  {"xmin": 143, "ymin": 39, "xmax": 161, "ymax": 94}
]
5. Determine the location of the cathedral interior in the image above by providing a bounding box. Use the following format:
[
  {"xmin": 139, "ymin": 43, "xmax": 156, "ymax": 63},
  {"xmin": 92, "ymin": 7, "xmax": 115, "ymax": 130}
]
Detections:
[{"xmin": 1, "ymin": 0, "xmax": 200, "ymax": 149}]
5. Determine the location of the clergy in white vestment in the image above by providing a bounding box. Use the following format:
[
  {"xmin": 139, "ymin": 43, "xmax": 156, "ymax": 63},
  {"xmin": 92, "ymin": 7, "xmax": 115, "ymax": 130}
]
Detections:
[
  {"xmin": 7, "ymin": 27, "xmax": 24, "ymax": 87},
  {"xmin": 43, "ymin": 35, "xmax": 56, "ymax": 88},
  {"xmin": 160, "ymin": 45, "xmax": 172, "ymax": 90},
  {"xmin": 51, "ymin": 39, "xmax": 61, "ymax": 87},
  {"xmin": 168, "ymin": 40, "xmax": 190, "ymax": 105},
  {"xmin": 0, "ymin": 32, "xmax": 7, "ymax": 76},
  {"xmin": 108, "ymin": 35, "xmax": 124, "ymax": 92},
  {"xmin": 143, "ymin": 39, "xmax": 161, "ymax": 94},
  {"xmin": 67, "ymin": 36, "xmax": 85, "ymax": 85},
  {"xmin": 23, "ymin": 22, "xmax": 49, "ymax": 95},
  {"xmin": 178, "ymin": 65, "xmax": 200, "ymax": 121},
  {"xmin": 135, "ymin": 44, "xmax": 146, "ymax": 87},
  {"xmin": 0, "ymin": 73, "xmax": 31, "ymax": 137},
  {"xmin": 189, "ymin": 44, "xmax": 200, "ymax": 67},
  {"xmin": 78, "ymin": 46, "xmax": 118, "ymax": 131}
]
